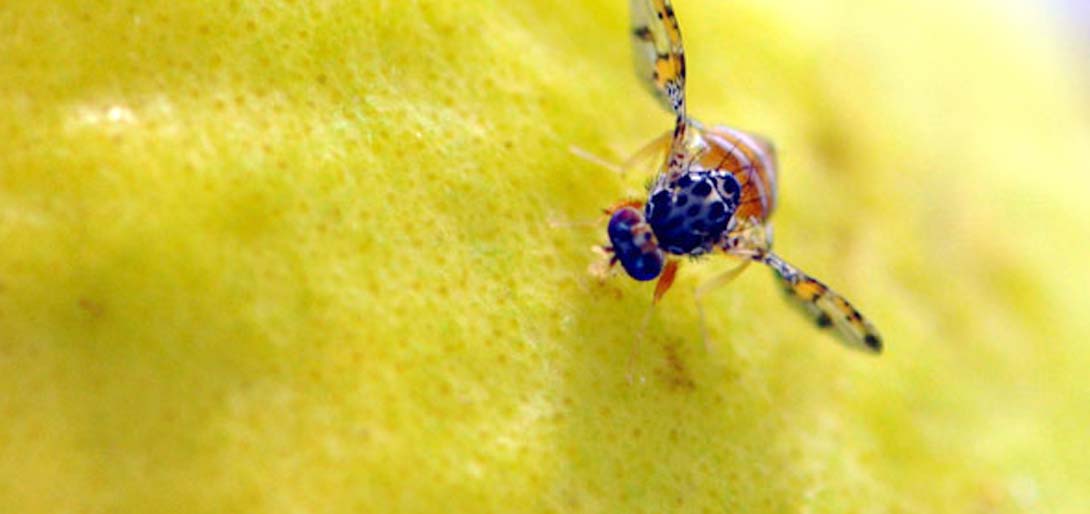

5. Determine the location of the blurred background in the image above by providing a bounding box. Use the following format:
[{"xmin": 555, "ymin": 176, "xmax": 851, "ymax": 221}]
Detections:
[{"xmin": 1042, "ymin": 0, "xmax": 1090, "ymax": 61}]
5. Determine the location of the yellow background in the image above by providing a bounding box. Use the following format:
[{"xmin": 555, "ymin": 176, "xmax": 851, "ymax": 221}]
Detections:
[{"xmin": 2, "ymin": 0, "xmax": 1089, "ymax": 512}]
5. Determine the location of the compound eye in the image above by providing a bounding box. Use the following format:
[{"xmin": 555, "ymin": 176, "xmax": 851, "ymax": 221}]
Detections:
[
  {"xmin": 607, "ymin": 207, "xmax": 664, "ymax": 281},
  {"xmin": 621, "ymin": 250, "xmax": 665, "ymax": 281}
]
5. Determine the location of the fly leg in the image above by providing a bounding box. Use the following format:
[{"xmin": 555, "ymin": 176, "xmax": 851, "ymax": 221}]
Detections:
[
  {"xmin": 569, "ymin": 129, "xmax": 672, "ymax": 178},
  {"xmin": 626, "ymin": 259, "xmax": 680, "ymax": 384},
  {"xmin": 693, "ymin": 259, "xmax": 752, "ymax": 354}
]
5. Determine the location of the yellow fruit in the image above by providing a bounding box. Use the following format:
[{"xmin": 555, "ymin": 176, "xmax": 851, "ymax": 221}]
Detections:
[{"xmin": 2, "ymin": 1, "xmax": 1088, "ymax": 512}]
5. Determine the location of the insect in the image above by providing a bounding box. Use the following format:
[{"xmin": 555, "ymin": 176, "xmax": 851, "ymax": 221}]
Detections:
[{"xmin": 601, "ymin": 0, "xmax": 882, "ymax": 352}]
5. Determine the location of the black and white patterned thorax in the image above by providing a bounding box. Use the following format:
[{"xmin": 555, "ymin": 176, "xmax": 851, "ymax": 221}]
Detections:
[{"xmin": 645, "ymin": 169, "xmax": 741, "ymax": 256}]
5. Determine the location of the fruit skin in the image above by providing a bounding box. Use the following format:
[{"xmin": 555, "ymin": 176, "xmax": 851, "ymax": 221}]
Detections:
[{"xmin": 1, "ymin": 1, "xmax": 1089, "ymax": 513}]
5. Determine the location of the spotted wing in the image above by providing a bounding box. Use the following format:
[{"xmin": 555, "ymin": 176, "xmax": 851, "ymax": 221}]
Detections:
[
  {"xmin": 630, "ymin": 0, "xmax": 686, "ymax": 118},
  {"xmin": 763, "ymin": 252, "xmax": 883, "ymax": 353}
]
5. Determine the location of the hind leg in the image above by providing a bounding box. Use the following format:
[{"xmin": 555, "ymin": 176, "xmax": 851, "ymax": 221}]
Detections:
[{"xmin": 693, "ymin": 260, "xmax": 752, "ymax": 354}]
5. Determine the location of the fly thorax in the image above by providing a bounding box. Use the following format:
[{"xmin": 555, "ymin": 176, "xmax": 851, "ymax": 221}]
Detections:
[{"xmin": 645, "ymin": 170, "xmax": 741, "ymax": 255}]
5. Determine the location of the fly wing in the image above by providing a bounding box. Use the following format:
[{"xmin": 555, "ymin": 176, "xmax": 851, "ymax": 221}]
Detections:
[
  {"xmin": 630, "ymin": 0, "xmax": 686, "ymax": 118},
  {"xmin": 763, "ymin": 252, "xmax": 883, "ymax": 353}
]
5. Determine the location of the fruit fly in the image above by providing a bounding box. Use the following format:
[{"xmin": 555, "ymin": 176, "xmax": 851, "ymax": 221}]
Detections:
[{"xmin": 602, "ymin": 0, "xmax": 882, "ymax": 352}]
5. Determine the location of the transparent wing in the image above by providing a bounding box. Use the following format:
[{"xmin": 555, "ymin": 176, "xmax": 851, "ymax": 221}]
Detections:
[
  {"xmin": 630, "ymin": 0, "xmax": 686, "ymax": 118},
  {"xmin": 763, "ymin": 252, "xmax": 883, "ymax": 353}
]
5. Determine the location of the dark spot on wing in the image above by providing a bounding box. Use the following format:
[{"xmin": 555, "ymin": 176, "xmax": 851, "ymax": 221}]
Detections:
[{"xmin": 864, "ymin": 334, "xmax": 882, "ymax": 352}]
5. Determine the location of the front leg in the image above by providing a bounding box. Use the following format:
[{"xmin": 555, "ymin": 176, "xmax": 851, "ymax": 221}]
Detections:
[
  {"xmin": 627, "ymin": 258, "xmax": 678, "ymax": 384},
  {"xmin": 652, "ymin": 259, "xmax": 680, "ymax": 303}
]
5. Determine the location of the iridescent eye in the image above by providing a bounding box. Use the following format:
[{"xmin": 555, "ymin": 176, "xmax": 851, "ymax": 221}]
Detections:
[
  {"xmin": 621, "ymin": 251, "xmax": 665, "ymax": 281},
  {"xmin": 607, "ymin": 207, "xmax": 664, "ymax": 281}
]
